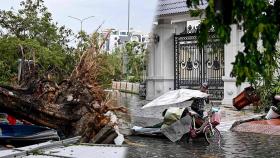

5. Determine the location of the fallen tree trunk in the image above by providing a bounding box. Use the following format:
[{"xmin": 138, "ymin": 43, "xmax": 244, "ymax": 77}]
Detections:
[
  {"xmin": 0, "ymin": 79, "xmax": 119, "ymax": 142},
  {"xmin": 0, "ymin": 31, "xmax": 126, "ymax": 142},
  {"xmin": 0, "ymin": 85, "xmax": 99, "ymax": 140}
]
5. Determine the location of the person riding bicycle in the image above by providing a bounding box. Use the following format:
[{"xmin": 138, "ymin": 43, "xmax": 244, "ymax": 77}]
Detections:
[{"xmin": 190, "ymin": 82, "xmax": 209, "ymax": 118}]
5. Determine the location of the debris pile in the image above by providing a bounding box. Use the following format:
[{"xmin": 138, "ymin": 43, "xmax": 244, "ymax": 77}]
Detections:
[{"xmin": 0, "ymin": 33, "xmax": 127, "ymax": 143}]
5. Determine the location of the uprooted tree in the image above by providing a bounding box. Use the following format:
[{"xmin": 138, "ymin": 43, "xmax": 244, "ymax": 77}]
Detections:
[{"xmin": 0, "ymin": 32, "xmax": 127, "ymax": 143}]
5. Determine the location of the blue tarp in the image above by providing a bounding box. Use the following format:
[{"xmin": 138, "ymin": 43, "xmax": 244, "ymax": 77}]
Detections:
[{"xmin": 0, "ymin": 124, "xmax": 59, "ymax": 147}]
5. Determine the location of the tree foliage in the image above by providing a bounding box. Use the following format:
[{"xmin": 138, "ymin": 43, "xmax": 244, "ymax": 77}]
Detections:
[
  {"xmin": 124, "ymin": 41, "xmax": 147, "ymax": 82},
  {"xmin": 0, "ymin": 0, "xmax": 72, "ymax": 49},
  {"xmin": 0, "ymin": 37, "xmax": 76, "ymax": 84},
  {"xmin": 188, "ymin": 0, "xmax": 280, "ymax": 86},
  {"xmin": 96, "ymin": 40, "xmax": 148, "ymax": 85},
  {"xmin": 97, "ymin": 50, "xmax": 123, "ymax": 88},
  {"xmin": 0, "ymin": 0, "xmax": 75, "ymax": 84}
]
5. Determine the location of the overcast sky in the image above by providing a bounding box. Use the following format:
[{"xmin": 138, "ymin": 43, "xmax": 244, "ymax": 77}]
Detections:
[{"xmin": 0, "ymin": 0, "xmax": 158, "ymax": 34}]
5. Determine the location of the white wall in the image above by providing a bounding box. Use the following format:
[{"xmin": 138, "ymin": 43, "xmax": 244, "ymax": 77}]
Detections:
[
  {"xmin": 222, "ymin": 24, "xmax": 250, "ymax": 105},
  {"xmin": 146, "ymin": 19, "xmax": 196, "ymax": 100},
  {"xmin": 147, "ymin": 20, "xmax": 250, "ymax": 104},
  {"xmin": 146, "ymin": 19, "xmax": 206, "ymax": 100},
  {"xmin": 146, "ymin": 23, "xmax": 175, "ymax": 100}
]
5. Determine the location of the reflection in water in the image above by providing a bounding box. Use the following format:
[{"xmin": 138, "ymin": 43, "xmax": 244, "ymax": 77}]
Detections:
[{"xmin": 113, "ymin": 92, "xmax": 280, "ymax": 158}]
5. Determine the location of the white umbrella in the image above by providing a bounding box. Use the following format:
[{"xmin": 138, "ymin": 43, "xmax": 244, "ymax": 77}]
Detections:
[{"xmin": 142, "ymin": 89, "xmax": 209, "ymax": 109}]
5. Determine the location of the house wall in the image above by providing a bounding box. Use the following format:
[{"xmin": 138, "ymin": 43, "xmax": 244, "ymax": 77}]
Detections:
[
  {"xmin": 147, "ymin": 15, "xmax": 249, "ymax": 104},
  {"xmin": 146, "ymin": 23, "xmax": 175, "ymax": 100},
  {"xmin": 146, "ymin": 18, "xmax": 204, "ymax": 100},
  {"xmin": 222, "ymin": 25, "xmax": 251, "ymax": 104}
]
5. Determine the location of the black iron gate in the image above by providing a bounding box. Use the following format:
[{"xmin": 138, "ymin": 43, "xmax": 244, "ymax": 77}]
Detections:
[{"xmin": 174, "ymin": 26, "xmax": 224, "ymax": 100}]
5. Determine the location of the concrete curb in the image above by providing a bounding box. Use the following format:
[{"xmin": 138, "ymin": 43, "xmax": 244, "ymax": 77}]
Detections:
[
  {"xmin": 230, "ymin": 114, "xmax": 266, "ymax": 131},
  {"xmin": 0, "ymin": 136, "xmax": 81, "ymax": 158}
]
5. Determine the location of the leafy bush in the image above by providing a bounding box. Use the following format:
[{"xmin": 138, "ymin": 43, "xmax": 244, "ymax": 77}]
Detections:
[
  {"xmin": 96, "ymin": 53, "xmax": 123, "ymax": 88},
  {"xmin": 255, "ymin": 79, "xmax": 280, "ymax": 112},
  {"xmin": 0, "ymin": 61, "xmax": 12, "ymax": 84},
  {"xmin": 124, "ymin": 41, "xmax": 147, "ymax": 83},
  {"xmin": 127, "ymin": 76, "xmax": 140, "ymax": 83}
]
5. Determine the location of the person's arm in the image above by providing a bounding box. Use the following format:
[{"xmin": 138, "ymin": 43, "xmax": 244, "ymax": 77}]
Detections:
[
  {"xmin": 274, "ymin": 95, "xmax": 280, "ymax": 101},
  {"xmin": 205, "ymin": 97, "xmax": 209, "ymax": 104}
]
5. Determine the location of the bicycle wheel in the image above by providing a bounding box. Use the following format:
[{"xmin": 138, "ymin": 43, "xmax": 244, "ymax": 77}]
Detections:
[{"xmin": 204, "ymin": 125, "xmax": 221, "ymax": 145}]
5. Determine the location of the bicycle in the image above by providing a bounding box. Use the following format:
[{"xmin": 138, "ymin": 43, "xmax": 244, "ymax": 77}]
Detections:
[{"xmin": 188, "ymin": 102, "xmax": 221, "ymax": 145}]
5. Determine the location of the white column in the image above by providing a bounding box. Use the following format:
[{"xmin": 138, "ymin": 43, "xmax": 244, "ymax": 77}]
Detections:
[
  {"xmin": 146, "ymin": 24, "xmax": 175, "ymax": 100},
  {"xmin": 222, "ymin": 25, "xmax": 240, "ymax": 105},
  {"xmin": 146, "ymin": 36, "xmax": 156, "ymax": 100}
]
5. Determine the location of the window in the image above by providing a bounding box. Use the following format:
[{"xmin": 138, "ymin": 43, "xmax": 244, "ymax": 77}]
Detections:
[{"xmin": 120, "ymin": 32, "xmax": 127, "ymax": 35}]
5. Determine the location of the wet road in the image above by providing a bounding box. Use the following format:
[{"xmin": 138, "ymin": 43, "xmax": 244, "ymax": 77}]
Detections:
[
  {"xmin": 113, "ymin": 91, "xmax": 280, "ymax": 158},
  {"xmin": 127, "ymin": 132, "xmax": 280, "ymax": 158}
]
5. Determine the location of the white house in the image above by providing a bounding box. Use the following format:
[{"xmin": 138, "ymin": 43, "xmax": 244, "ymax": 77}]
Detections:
[
  {"xmin": 146, "ymin": 0, "xmax": 249, "ymax": 104},
  {"xmin": 102, "ymin": 29, "xmax": 150, "ymax": 53}
]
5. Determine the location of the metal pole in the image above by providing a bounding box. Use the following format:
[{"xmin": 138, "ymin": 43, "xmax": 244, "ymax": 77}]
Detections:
[
  {"xmin": 128, "ymin": 0, "xmax": 130, "ymax": 35},
  {"xmin": 80, "ymin": 21, "xmax": 83, "ymax": 32},
  {"xmin": 68, "ymin": 16, "xmax": 95, "ymax": 32},
  {"xmin": 68, "ymin": 16, "xmax": 94, "ymax": 51}
]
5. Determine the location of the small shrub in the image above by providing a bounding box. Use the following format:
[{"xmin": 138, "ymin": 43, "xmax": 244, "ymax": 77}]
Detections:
[{"xmin": 255, "ymin": 80, "xmax": 280, "ymax": 112}]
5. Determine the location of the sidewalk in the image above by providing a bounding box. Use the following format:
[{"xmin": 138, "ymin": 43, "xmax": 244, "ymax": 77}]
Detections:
[
  {"xmin": 231, "ymin": 118, "xmax": 280, "ymax": 135},
  {"xmin": 225, "ymin": 104, "xmax": 280, "ymax": 136},
  {"xmin": 217, "ymin": 105, "xmax": 264, "ymax": 132}
]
